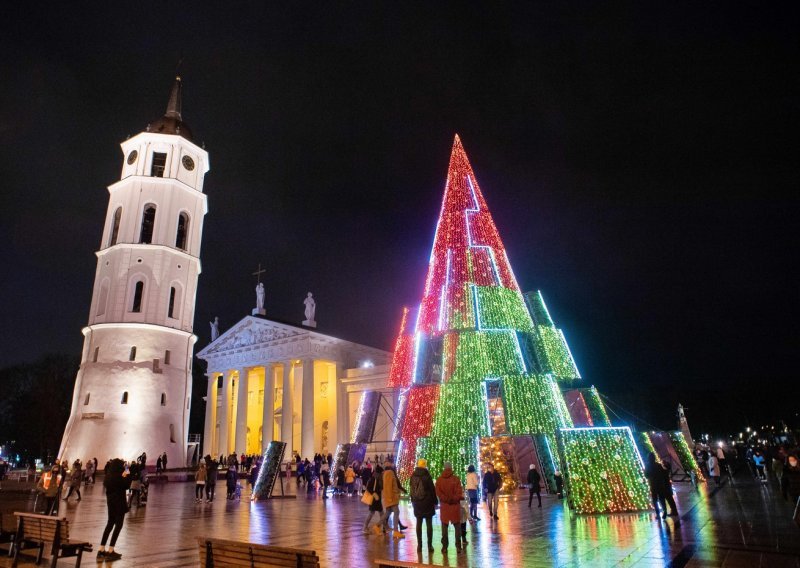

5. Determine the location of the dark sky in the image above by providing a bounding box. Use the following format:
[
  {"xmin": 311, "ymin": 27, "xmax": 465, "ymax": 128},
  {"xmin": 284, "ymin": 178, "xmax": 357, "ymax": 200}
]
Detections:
[{"xmin": 1, "ymin": 4, "xmax": 797, "ymax": 432}]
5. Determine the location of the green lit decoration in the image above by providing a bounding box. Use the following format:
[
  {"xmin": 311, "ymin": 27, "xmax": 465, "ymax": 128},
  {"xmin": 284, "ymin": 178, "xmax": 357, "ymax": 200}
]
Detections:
[
  {"xmin": 558, "ymin": 427, "xmax": 652, "ymax": 514},
  {"xmin": 584, "ymin": 385, "xmax": 612, "ymax": 427},
  {"xmin": 384, "ymin": 137, "xmax": 654, "ymax": 514},
  {"xmin": 668, "ymin": 431, "xmax": 705, "ymax": 482}
]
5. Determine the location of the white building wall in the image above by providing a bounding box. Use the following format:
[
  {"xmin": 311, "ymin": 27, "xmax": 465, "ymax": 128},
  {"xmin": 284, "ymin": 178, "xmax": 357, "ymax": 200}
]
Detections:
[{"xmin": 59, "ymin": 125, "xmax": 209, "ymax": 468}]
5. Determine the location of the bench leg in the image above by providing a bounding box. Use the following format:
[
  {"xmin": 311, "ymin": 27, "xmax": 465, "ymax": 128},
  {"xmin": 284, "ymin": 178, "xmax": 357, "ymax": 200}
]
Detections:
[
  {"xmin": 50, "ymin": 551, "xmax": 58, "ymax": 568},
  {"xmin": 75, "ymin": 547, "xmax": 84, "ymax": 567}
]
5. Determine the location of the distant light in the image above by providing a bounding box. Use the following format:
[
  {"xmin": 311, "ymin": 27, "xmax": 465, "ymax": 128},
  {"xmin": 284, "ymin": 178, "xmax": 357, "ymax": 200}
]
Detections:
[
  {"xmin": 717, "ymin": 441, "xmax": 723, "ymax": 447},
  {"xmin": 361, "ymin": 360, "xmax": 374, "ymax": 368}
]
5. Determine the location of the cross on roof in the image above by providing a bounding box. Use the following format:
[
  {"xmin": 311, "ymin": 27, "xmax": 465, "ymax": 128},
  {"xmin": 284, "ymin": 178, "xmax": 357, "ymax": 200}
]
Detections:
[{"xmin": 252, "ymin": 263, "xmax": 266, "ymax": 285}]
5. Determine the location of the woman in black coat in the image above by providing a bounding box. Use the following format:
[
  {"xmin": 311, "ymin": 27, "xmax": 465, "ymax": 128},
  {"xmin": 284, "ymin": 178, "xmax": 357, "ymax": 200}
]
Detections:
[
  {"xmin": 363, "ymin": 466, "xmax": 384, "ymax": 534},
  {"xmin": 409, "ymin": 460, "xmax": 438, "ymax": 552},
  {"xmin": 97, "ymin": 459, "xmax": 131, "ymax": 560}
]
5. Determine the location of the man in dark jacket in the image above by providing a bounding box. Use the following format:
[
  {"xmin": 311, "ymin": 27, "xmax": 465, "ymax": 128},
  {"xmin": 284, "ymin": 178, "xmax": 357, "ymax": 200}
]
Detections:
[
  {"xmin": 644, "ymin": 452, "xmax": 678, "ymax": 519},
  {"xmin": 482, "ymin": 463, "xmax": 502, "ymax": 519},
  {"xmin": 97, "ymin": 459, "xmax": 131, "ymax": 560},
  {"xmin": 410, "ymin": 459, "xmax": 438, "ymax": 552},
  {"xmin": 781, "ymin": 454, "xmax": 800, "ymax": 504},
  {"xmin": 527, "ymin": 464, "xmax": 542, "ymax": 508}
]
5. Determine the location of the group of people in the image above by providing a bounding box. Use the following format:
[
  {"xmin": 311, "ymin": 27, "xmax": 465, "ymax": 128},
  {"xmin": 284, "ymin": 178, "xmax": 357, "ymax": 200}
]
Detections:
[
  {"xmin": 358, "ymin": 459, "xmax": 514, "ymax": 553},
  {"xmin": 194, "ymin": 454, "xmax": 257, "ymax": 502}
]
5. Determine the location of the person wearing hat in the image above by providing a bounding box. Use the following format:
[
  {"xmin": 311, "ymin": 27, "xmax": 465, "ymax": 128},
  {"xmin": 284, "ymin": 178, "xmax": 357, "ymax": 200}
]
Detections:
[
  {"xmin": 527, "ymin": 464, "xmax": 542, "ymax": 508},
  {"xmin": 410, "ymin": 458, "xmax": 438, "ymax": 551},
  {"xmin": 435, "ymin": 462, "xmax": 464, "ymax": 552},
  {"xmin": 36, "ymin": 463, "xmax": 64, "ymax": 514}
]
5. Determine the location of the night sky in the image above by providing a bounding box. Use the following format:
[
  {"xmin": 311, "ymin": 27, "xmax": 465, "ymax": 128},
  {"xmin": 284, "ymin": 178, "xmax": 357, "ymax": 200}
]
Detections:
[{"xmin": 1, "ymin": 4, "xmax": 796, "ymax": 433}]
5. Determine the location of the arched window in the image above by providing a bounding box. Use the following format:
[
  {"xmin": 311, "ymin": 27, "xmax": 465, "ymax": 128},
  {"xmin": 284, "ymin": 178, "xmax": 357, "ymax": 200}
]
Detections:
[
  {"xmin": 121, "ymin": 391, "xmax": 129, "ymax": 404},
  {"xmin": 175, "ymin": 212, "xmax": 189, "ymax": 250},
  {"xmin": 129, "ymin": 346, "xmax": 137, "ymax": 361},
  {"xmin": 84, "ymin": 393, "xmax": 90, "ymax": 405},
  {"xmin": 109, "ymin": 207, "xmax": 122, "ymax": 246},
  {"xmin": 96, "ymin": 280, "xmax": 109, "ymax": 316},
  {"xmin": 131, "ymin": 281, "xmax": 144, "ymax": 313},
  {"xmin": 161, "ymin": 393, "xmax": 167, "ymax": 406},
  {"xmin": 139, "ymin": 204, "xmax": 156, "ymax": 244},
  {"xmin": 168, "ymin": 286, "xmax": 177, "ymax": 318}
]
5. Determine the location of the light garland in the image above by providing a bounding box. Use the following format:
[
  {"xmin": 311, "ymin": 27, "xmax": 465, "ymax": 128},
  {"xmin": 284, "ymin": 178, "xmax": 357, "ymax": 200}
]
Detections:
[
  {"xmin": 636, "ymin": 431, "xmax": 661, "ymax": 465},
  {"xmin": 558, "ymin": 427, "xmax": 652, "ymax": 514},
  {"xmin": 534, "ymin": 326, "xmax": 581, "ymax": 379},
  {"xmin": 584, "ymin": 385, "xmax": 611, "ymax": 427},
  {"xmin": 668, "ymin": 431, "xmax": 706, "ymax": 482},
  {"xmin": 564, "ymin": 390, "xmax": 594, "ymax": 427}
]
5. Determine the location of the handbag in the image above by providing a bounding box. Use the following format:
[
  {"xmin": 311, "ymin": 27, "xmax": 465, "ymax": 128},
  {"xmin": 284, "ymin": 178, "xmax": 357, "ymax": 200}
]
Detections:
[{"xmin": 361, "ymin": 491, "xmax": 375, "ymax": 506}]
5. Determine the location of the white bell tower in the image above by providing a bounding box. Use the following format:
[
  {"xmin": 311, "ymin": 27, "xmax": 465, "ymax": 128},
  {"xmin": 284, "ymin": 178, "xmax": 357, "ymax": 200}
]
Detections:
[{"xmin": 59, "ymin": 76, "xmax": 209, "ymax": 468}]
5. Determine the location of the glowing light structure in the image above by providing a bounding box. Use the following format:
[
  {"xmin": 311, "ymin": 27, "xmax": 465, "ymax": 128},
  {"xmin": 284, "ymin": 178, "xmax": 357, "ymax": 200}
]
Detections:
[
  {"xmin": 557, "ymin": 427, "xmax": 651, "ymax": 514},
  {"xmin": 393, "ymin": 136, "xmax": 573, "ymax": 483}
]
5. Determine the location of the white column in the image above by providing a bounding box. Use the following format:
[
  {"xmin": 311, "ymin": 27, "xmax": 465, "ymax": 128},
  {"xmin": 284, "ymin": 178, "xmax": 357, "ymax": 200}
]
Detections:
[
  {"xmin": 218, "ymin": 371, "xmax": 233, "ymax": 457},
  {"xmin": 261, "ymin": 364, "xmax": 275, "ymax": 452},
  {"xmin": 301, "ymin": 358, "xmax": 315, "ymax": 458},
  {"xmin": 203, "ymin": 374, "xmax": 217, "ymax": 457},
  {"xmin": 280, "ymin": 361, "xmax": 293, "ymax": 460},
  {"xmin": 235, "ymin": 368, "xmax": 249, "ymax": 455},
  {"xmin": 335, "ymin": 362, "xmax": 348, "ymax": 447}
]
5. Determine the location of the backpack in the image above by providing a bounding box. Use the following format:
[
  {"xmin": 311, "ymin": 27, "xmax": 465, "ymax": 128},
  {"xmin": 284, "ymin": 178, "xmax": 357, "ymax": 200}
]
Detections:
[{"xmin": 410, "ymin": 475, "xmax": 427, "ymax": 502}]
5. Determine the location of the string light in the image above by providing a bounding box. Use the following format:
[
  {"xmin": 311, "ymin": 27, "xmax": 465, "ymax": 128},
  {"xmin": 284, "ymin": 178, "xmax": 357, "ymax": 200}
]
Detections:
[
  {"xmin": 558, "ymin": 427, "xmax": 652, "ymax": 514},
  {"xmin": 668, "ymin": 431, "xmax": 706, "ymax": 482},
  {"xmin": 584, "ymin": 385, "xmax": 611, "ymax": 427}
]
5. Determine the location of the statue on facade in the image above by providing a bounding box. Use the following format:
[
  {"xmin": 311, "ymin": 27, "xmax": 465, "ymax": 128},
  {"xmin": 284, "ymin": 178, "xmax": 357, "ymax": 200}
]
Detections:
[
  {"xmin": 210, "ymin": 316, "xmax": 220, "ymax": 341},
  {"xmin": 303, "ymin": 292, "xmax": 316, "ymax": 328},
  {"xmin": 253, "ymin": 282, "xmax": 266, "ymax": 316}
]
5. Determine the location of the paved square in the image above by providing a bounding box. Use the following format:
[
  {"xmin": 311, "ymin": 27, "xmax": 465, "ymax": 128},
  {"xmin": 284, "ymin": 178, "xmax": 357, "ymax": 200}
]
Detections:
[{"xmin": 1, "ymin": 473, "xmax": 798, "ymax": 567}]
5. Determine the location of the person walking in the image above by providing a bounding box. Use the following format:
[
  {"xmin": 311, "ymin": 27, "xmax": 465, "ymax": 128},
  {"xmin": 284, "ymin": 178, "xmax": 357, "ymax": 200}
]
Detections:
[
  {"xmin": 380, "ymin": 461, "xmax": 406, "ymax": 539},
  {"xmin": 84, "ymin": 459, "xmax": 95, "ymax": 487},
  {"xmin": 36, "ymin": 463, "xmax": 64, "ymax": 515},
  {"xmin": 410, "ymin": 459, "xmax": 438, "ymax": 552},
  {"xmin": 780, "ymin": 454, "xmax": 800, "ymax": 504},
  {"xmin": 527, "ymin": 464, "xmax": 542, "ymax": 508},
  {"xmin": 345, "ymin": 463, "xmax": 356, "ymax": 495},
  {"xmin": 435, "ymin": 462, "xmax": 464, "ymax": 552},
  {"xmin": 364, "ymin": 467, "xmax": 384, "ymax": 534},
  {"xmin": 321, "ymin": 462, "xmax": 331, "ymax": 498},
  {"xmin": 194, "ymin": 462, "xmax": 207, "ymax": 502},
  {"xmin": 482, "ymin": 463, "xmax": 502, "ymax": 519},
  {"xmin": 226, "ymin": 465, "xmax": 238, "ymax": 499},
  {"xmin": 96, "ymin": 459, "xmax": 131, "ymax": 560},
  {"xmin": 753, "ymin": 450, "xmax": 767, "ymax": 482},
  {"xmin": 465, "ymin": 465, "xmax": 480, "ymax": 520},
  {"xmin": 205, "ymin": 458, "xmax": 217, "ymax": 502},
  {"xmin": 644, "ymin": 452, "xmax": 678, "ymax": 519},
  {"xmin": 707, "ymin": 453, "xmax": 721, "ymax": 486},
  {"xmin": 156, "ymin": 455, "xmax": 163, "ymax": 475},
  {"xmin": 64, "ymin": 461, "xmax": 83, "ymax": 502},
  {"xmin": 554, "ymin": 470, "xmax": 564, "ymax": 498}
]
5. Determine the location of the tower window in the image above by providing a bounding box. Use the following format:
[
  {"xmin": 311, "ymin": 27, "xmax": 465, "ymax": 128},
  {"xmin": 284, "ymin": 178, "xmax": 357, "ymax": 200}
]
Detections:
[
  {"xmin": 164, "ymin": 350, "xmax": 171, "ymax": 365},
  {"xmin": 84, "ymin": 393, "xmax": 90, "ymax": 405},
  {"xmin": 169, "ymin": 424, "xmax": 176, "ymax": 443},
  {"xmin": 131, "ymin": 281, "xmax": 144, "ymax": 313},
  {"xmin": 175, "ymin": 212, "xmax": 189, "ymax": 250},
  {"xmin": 168, "ymin": 287, "xmax": 176, "ymax": 318},
  {"xmin": 121, "ymin": 391, "xmax": 129, "ymax": 404},
  {"xmin": 139, "ymin": 204, "xmax": 156, "ymax": 244},
  {"xmin": 161, "ymin": 393, "xmax": 167, "ymax": 406},
  {"xmin": 109, "ymin": 207, "xmax": 122, "ymax": 246},
  {"xmin": 153, "ymin": 358, "xmax": 162, "ymax": 374},
  {"xmin": 96, "ymin": 281, "xmax": 109, "ymax": 316},
  {"xmin": 129, "ymin": 346, "xmax": 137, "ymax": 361},
  {"xmin": 151, "ymin": 152, "xmax": 167, "ymax": 177},
  {"xmin": 93, "ymin": 347, "xmax": 99, "ymax": 362}
]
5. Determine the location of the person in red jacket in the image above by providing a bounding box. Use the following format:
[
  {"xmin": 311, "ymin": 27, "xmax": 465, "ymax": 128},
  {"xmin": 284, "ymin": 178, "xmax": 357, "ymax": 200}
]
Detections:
[{"xmin": 435, "ymin": 462, "xmax": 464, "ymax": 552}]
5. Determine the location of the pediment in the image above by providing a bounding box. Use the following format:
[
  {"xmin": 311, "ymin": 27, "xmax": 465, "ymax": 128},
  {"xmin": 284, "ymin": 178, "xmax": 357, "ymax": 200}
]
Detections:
[{"xmin": 198, "ymin": 317, "xmax": 305, "ymax": 356}]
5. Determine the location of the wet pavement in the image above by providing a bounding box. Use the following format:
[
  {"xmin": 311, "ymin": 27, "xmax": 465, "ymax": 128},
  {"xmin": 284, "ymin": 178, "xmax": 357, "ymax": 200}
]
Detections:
[{"xmin": 1, "ymin": 471, "xmax": 798, "ymax": 567}]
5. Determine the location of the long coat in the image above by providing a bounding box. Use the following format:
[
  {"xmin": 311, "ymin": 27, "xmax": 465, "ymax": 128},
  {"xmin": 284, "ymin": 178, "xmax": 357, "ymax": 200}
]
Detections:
[
  {"xmin": 410, "ymin": 467, "xmax": 438, "ymax": 518},
  {"xmin": 435, "ymin": 469, "xmax": 463, "ymax": 524},
  {"xmin": 382, "ymin": 469, "xmax": 402, "ymax": 508}
]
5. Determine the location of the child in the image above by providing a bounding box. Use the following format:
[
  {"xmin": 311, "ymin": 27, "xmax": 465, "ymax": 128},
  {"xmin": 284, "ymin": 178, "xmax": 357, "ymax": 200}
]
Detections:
[{"xmin": 459, "ymin": 497, "xmax": 471, "ymax": 546}]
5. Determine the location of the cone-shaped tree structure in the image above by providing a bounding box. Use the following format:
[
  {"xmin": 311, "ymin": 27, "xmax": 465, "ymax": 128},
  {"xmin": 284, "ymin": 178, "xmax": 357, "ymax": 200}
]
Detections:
[{"xmin": 393, "ymin": 136, "xmax": 573, "ymax": 482}]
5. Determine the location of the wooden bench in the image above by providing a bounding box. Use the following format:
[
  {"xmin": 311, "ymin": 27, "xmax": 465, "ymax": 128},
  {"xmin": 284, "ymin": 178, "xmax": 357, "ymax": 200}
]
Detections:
[
  {"xmin": 197, "ymin": 536, "xmax": 320, "ymax": 567},
  {"xmin": 374, "ymin": 560, "xmax": 445, "ymax": 568},
  {"xmin": 1, "ymin": 513, "xmax": 16, "ymax": 556},
  {"xmin": 12, "ymin": 512, "xmax": 91, "ymax": 567}
]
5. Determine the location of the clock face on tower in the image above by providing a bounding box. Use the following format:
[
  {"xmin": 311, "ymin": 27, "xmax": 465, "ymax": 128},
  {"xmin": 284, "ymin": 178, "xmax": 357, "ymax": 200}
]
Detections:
[
  {"xmin": 127, "ymin": 150, "xmax": 138, "ymax": 164},
  {"xmin": 182, "ymin": 155, "xmax": 195, "ymax": 171}
]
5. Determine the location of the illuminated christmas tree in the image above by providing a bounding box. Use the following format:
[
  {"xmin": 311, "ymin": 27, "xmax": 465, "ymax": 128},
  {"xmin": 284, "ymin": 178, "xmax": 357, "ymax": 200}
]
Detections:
[{"xmin": 392, "ymin": 135, "xmax": 574, "ymax": 484}]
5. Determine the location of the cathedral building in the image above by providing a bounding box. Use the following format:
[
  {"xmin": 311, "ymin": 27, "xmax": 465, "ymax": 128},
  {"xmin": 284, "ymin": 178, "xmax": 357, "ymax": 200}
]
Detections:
[{"xmin": 59, "ymin": 77, "xmax": 208, "ymax": 467}]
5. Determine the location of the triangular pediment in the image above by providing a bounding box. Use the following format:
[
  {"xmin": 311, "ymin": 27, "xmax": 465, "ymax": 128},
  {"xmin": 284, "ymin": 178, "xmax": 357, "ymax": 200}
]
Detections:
[{"xmin": 197, "ymin": 316, "xmax": 306, "ymax": 357}]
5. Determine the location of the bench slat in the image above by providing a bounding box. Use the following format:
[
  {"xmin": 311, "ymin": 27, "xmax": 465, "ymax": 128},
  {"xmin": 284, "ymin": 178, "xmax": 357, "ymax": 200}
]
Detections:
[{"xmin": 197, "ymin": 536, "xmax": 320, "ymax": 568}]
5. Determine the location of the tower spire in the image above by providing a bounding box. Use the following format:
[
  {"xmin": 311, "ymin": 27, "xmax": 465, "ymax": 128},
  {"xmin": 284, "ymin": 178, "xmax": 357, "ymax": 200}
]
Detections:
[{"xmin": 165, "ymin": 76, "xmax": 182, "ymax": 120}]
